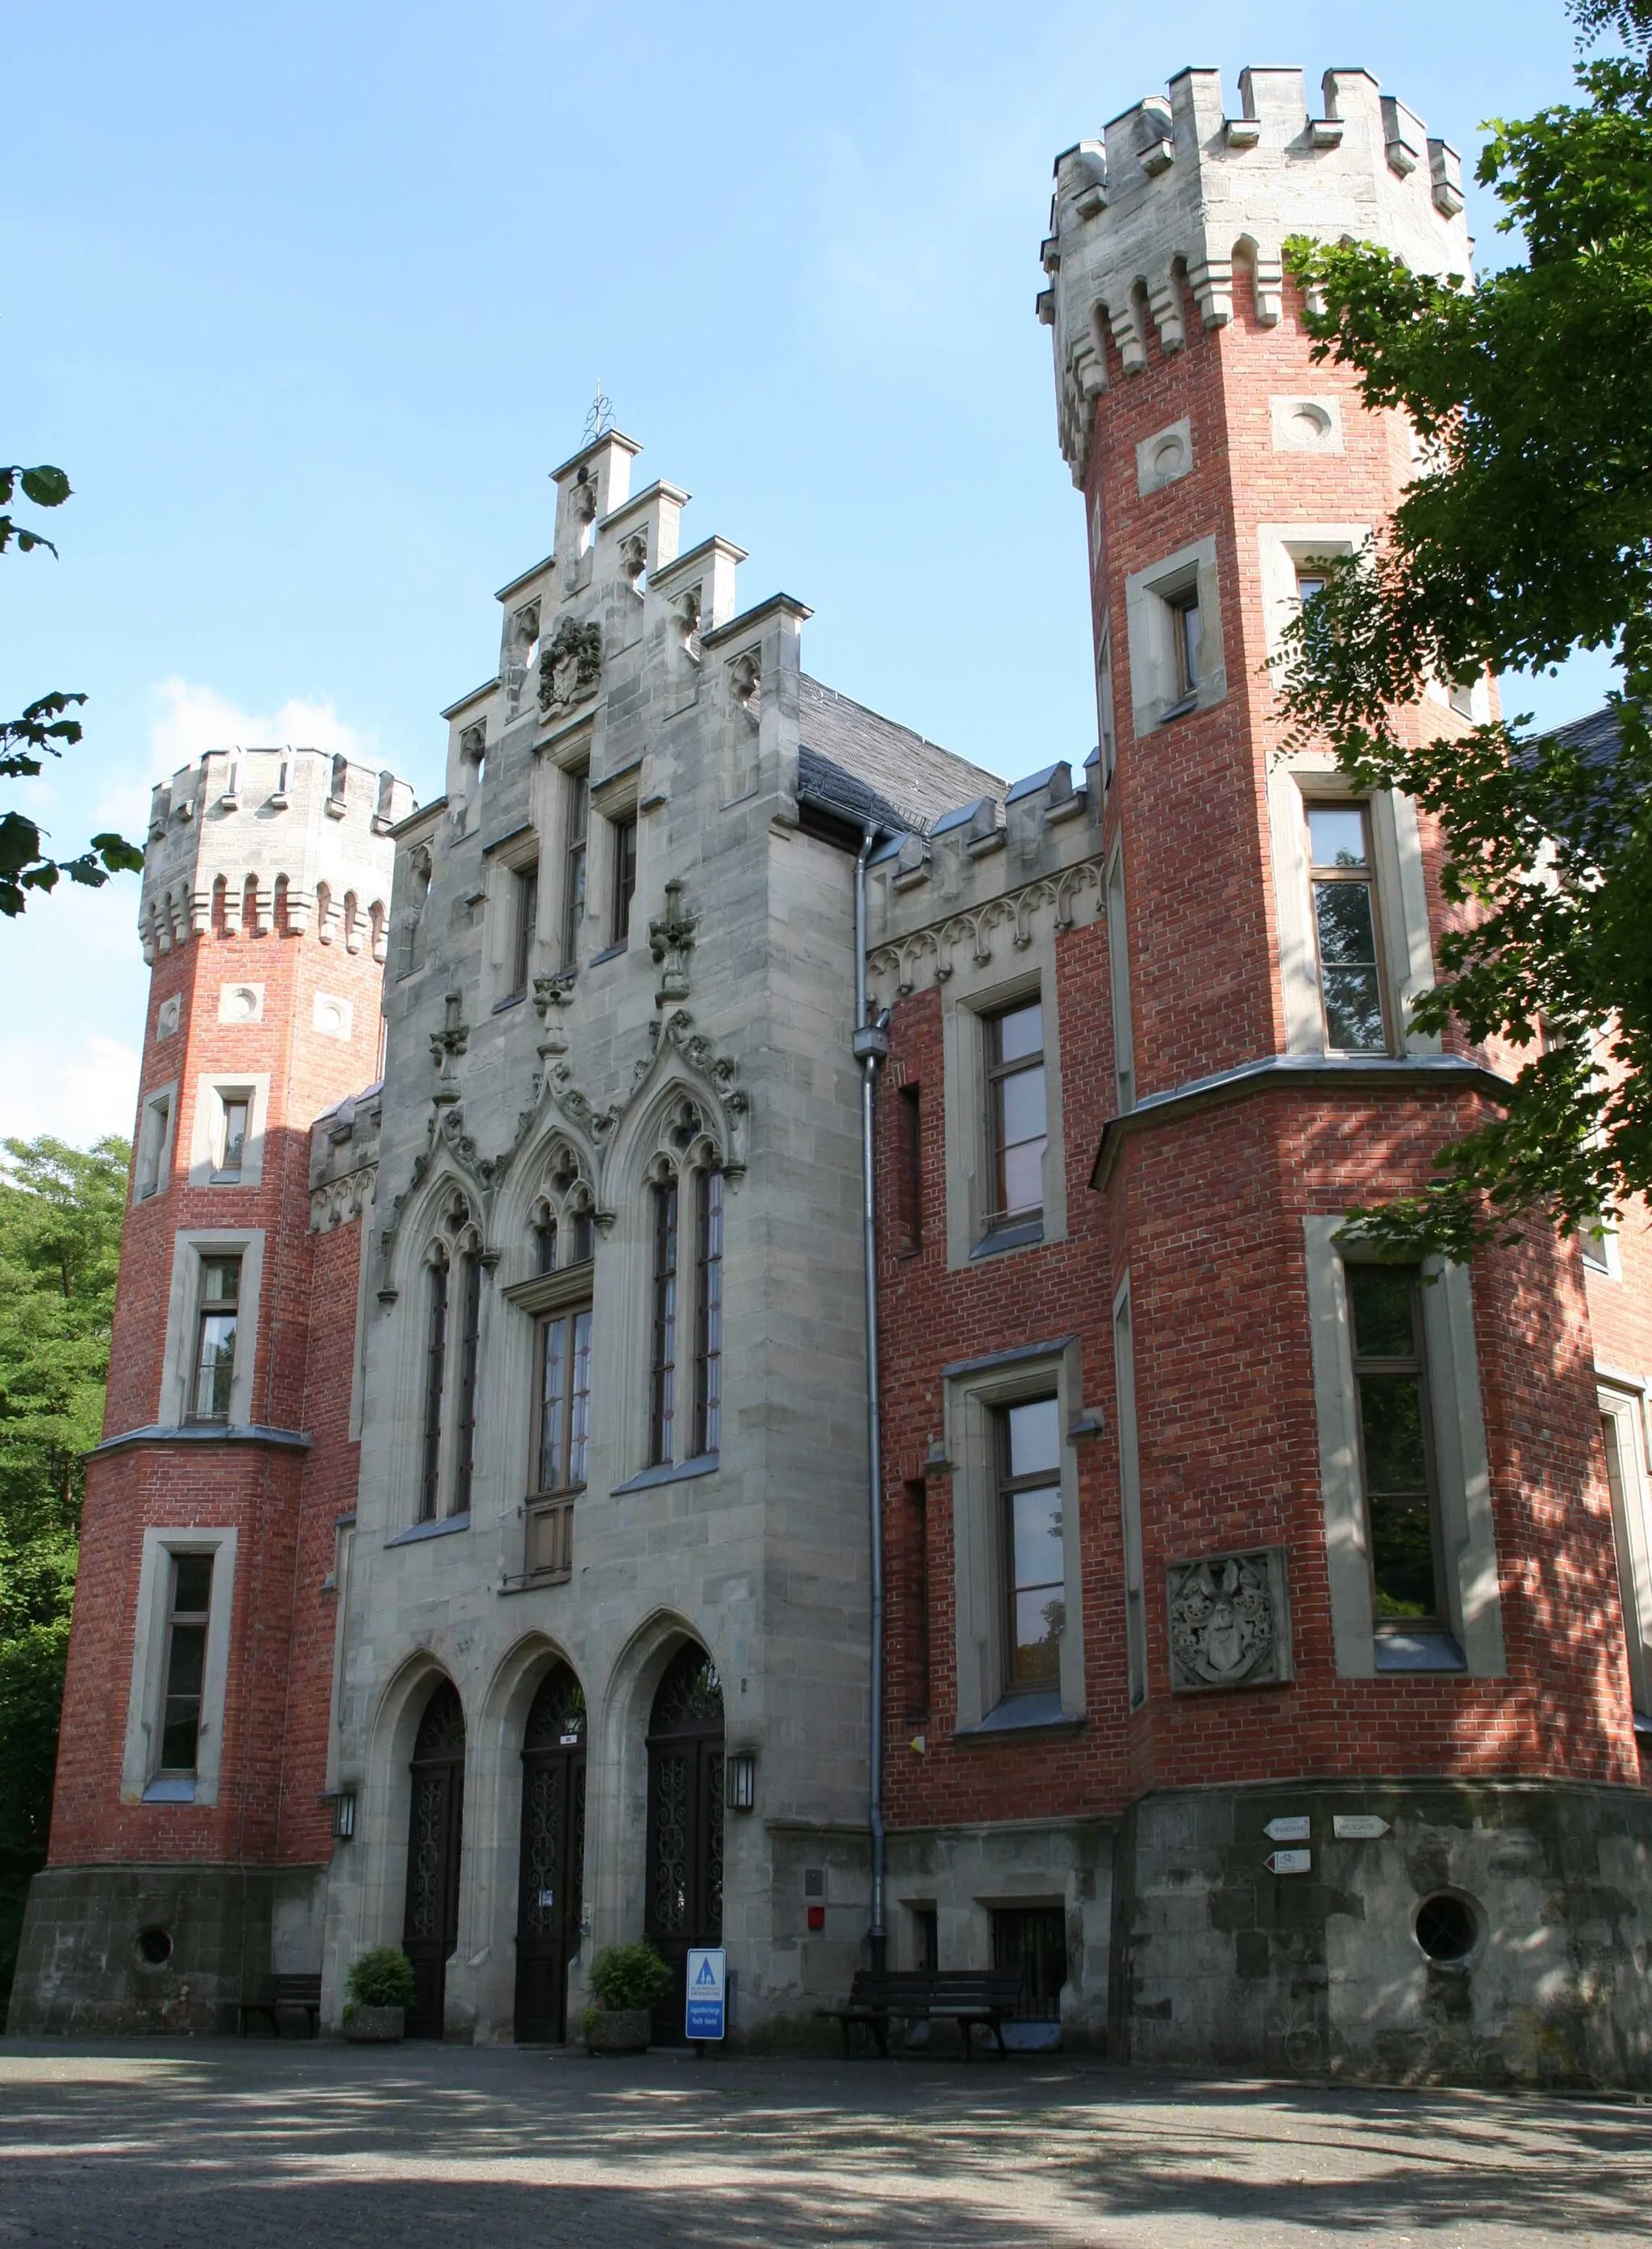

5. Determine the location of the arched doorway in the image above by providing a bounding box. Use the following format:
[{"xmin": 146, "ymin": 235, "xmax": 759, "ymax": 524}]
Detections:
[
  {"xmin": 402, "ymin": 1678, "xmax": 465, "ymax": 2039},
  {"xmin": 644, "ymin": 1643, "xmax": 724, "ymax": 2044},
  {"xmin": 514, "ymin": 1662, "xmax": 586, "ymax": 2042}
]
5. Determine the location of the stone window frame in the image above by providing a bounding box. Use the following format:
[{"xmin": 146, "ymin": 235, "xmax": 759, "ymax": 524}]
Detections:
[
  {"xmin": 1266, "ymin": 753, "xmax": 1437, "ymax": 1059},
  {"xmin": 1123, "ymin": 533, "xmax": 1226, "ymax": 735},
  {"xmin": 1303, "ymin": 1216, "xmax": 1506, "ymax": 1678},
  {"xmin": 486, "ymin": 832, "xmax": 542, "ymax": 1011},
  {"xmin": 1269, "ymin": 394, "xmax": 1345, "ymax": 454},
  {"xmin": 1112, "ymin": 1275, "xmax": 1148, "ymax": 1706},
  {"xmin": 1095, "ymin": 615, "xmax": 1117, "ymax": 789},
  {"xmin": 1104, "ymin": 844, "xmax": 1135, "ymax": 1114},
  {"xmin": 160, "ymin": 1229, "xmax": 266, "ymax": 1429},
  {"xmin": 941, "ymin": 1335, "xmax": 1087, "ymax": 1733},
  {"xmin": 552, "ymin": 747, "xmax": 592, "ymax": 973},
  {"xmin": 187, "ymin": 1072, "xmax": 272, "ymax": 1190},
  {"xmin": 940, "ymin": 962, "xmax": 1068, "ymax": 1271},
  {"xmin": 1136, "ymin": 416, "xmax": 1194, "ymax": 499},
  {"xmin": 1598, "ymin": 1377, "xmax": 1652, "ymax": 1729},
  {"xmin": 590, "ymin": 770, "xmax": 640, "ymax": 962},
  {"xmin": 134, "ymin": 1080, "xmax": 178, "ymax": 1204},
  {"xmin": 411, "ymin": 1193, "xmax": 486, "ymax": 1528},
  {"xmin": 119, "ymin": 1524, "xmax": 239, "ymax": 1806}
]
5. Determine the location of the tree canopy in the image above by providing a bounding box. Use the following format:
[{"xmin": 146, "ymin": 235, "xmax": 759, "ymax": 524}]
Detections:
[
  {"xmin": 1278, "ymin": 2, "xmax": 1652, "ymax": 1260},
  {"xmin": 2, "ymin": 465, "xmax": 143, "ymax": 920},
  {"xmin": 0, "ymin": 1136, "xmax": 127, "ymax": 2009}
]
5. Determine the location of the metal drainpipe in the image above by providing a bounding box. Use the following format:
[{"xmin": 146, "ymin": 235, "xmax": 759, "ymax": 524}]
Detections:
[{"xmin": 852, "ymin": 824, "xmax": 891, "ymax": 1972}]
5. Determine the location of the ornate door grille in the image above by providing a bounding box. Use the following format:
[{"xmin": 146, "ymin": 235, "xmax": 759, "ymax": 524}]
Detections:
[
  {"xmin": 402, "ymin": 1679, "xmax": 465, "ymax": 2039},
  {"xmin": 514, "ymin": 1663, "xmax": 587, "ymax": 2042},
  {"xmin": 644, "ymin": 1645, "xmax": 724, "ymax": 2043}
]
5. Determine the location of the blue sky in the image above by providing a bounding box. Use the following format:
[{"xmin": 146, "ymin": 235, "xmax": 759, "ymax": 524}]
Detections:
[{"xmin": 2, "ymin": 0, "xmax": 1616, "ymax": 1145}]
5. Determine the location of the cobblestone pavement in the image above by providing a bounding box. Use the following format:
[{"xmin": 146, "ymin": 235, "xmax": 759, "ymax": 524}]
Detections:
[{"xmin": 1, "ymin": 2041, "xmax": 1649, "ymax": 2248}]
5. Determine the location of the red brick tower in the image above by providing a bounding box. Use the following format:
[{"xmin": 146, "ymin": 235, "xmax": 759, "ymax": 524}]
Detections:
[
  {"xmin": 869, "ymin": 64, "xmax": 1652, "ymax": 2084},
  {"xmin": 10, "ymin": 744, "xmax": 407, "ymax": 2032}
]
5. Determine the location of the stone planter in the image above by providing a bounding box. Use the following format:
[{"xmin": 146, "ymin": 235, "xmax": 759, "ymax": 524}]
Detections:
[
  {"xmin": 344, "ymin": 2004, "xmax": 405, "ymax": 2042},
  {"xmin": 584, "ymin": 2007, "xmax": 652, "ymax": 2055}
]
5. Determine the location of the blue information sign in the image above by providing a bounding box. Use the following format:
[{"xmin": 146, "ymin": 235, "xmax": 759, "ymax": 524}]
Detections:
[{"xmin": 685, "ymin": 1946, "xmax": 726, "ymax": 2041}]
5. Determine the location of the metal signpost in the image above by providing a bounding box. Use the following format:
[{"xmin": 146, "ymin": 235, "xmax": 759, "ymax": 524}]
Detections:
[{"xmin": 686, "ymin": 1946, "xmax": 727, "ymax": 2044}]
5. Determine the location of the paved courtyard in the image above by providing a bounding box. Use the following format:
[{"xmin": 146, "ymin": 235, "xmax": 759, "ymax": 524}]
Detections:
[{"xmin": 0, "ymin": 2041, "xmax": 1648, "ymax": 2247}]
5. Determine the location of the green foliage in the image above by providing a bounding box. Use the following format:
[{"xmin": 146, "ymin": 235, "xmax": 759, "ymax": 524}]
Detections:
[
  {"xmin": 1, "ymin": 463, "xmax": 143, "ymax": 919},
  {"xmin": 586, "ymin": 1938, "xmax": 672, "ymax": 2012},
  {"xmin": 344, "ymin": 1946, "xmax": 416, "ymax": 2009},
  {"xmin": 0, "ymin": 1136, "xmax": 127, "ymax": 2010},
  {"xmin": 1276, "ymin": 9, "xmax": 1652, "ymax": 1258}
]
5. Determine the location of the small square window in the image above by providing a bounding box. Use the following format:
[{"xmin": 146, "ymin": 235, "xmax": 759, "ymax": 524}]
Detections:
[
  {"xmin": 215, "ymin": 1097, "xmax": 249, "ymax": 1181},
  {"xmin": 1167, "ymin": 585, "xmax": 1201, "ymax": 701}
]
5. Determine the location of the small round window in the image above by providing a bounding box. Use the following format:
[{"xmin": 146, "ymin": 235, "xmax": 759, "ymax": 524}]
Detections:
[
  {"xmin": 1414, "ymin": 1892, "xmax": 1478, "ymax": 1964},
  {"xmin": 136, "ymin": 1926, "xmax": 173, "ymax": 1967}
]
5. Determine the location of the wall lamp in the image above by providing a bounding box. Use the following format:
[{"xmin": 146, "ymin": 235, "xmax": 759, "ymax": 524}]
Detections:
[{"xmin": 724, "ymin": 1752, "xmax": 757, "ymax": 1813}]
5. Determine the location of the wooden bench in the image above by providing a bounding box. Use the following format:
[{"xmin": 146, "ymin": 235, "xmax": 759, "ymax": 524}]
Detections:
[
  {"xmin": 237, "ymin": 1973, "xmax": 323, "ymax": 2038},
  {"xmin": 818, "ymin": 1969, "xmax": 1026, "ymax": 2059}
]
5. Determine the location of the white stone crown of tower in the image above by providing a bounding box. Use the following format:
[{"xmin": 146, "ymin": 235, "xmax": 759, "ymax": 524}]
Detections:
[
  {"xmin": 1038, "ymin": 65, "xmax": 1473, "ymax": 481},
  {"xmin": 138, "ymin": 745, "xmax": 414, "ymax": 964}
]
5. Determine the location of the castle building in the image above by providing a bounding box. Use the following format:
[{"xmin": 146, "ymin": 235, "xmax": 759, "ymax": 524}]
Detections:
[{"xmin": 10, "ymin": 62, "xmax": 1652, "ymax": 2081}]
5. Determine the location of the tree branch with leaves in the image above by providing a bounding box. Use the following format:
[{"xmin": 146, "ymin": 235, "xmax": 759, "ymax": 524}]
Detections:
[
  {"xmin": 1275, "ymin": 2, "xmax": 1652, "ymax": 1261},
  {"xmin": 1, "ymin": 464, "xmax": 142, "ymax": 920}
]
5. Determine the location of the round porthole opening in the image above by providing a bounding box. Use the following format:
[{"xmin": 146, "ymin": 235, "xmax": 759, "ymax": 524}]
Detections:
[
  {"xmin": 1153, "ymin": 437, "xmax": 1184, "ymax": 478},
  {"xmin": 1292, "ymin": 402, "xmax": 1333, "ymax": 440},
  {"xmin": 1414, "ymin": 1892, "xmax": 1478, "ymax": 1964},
  {"xmin": 136, "ymin": 1925, "xmax": 173, "ymax": 1967}
]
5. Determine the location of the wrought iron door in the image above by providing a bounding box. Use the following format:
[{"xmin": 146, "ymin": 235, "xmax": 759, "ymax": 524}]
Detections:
[
  {"xmin": 402, "ymin": 1679, "xmax": 465, "ymax": 2039},
  {"xmin": 644, "ymin": 1644, "xmax": 724, "ymax": 2044},
  {"xmin": 514, "ymin": 1663, "xmax": 587, "ymax": 2042}
]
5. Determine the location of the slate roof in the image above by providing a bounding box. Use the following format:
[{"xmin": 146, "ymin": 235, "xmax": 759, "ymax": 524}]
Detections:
[{"xmin": 796, "ymin": 675, "xmax": 1003, "ymax": 838}]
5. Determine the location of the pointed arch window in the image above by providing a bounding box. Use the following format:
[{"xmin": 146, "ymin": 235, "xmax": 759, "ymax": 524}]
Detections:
[
  {"xmin": 453, "ymin": 1250, "xmax": 483, "ymax": 1516},
  {"xmin": 692, "ymin": 1169, "xmax": 724, "ymax": 1458},
  {"xmin": 636, "ymin": 1094, "xmax": 729, "ymax": 1475},
  {"xmin": 419, "ymin": 1254, "xmax": 449, "ymax": 1522}
]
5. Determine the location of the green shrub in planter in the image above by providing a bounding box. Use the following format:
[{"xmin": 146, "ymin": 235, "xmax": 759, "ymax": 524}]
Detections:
[
  {"xmin": 586, "ymin": 1940, "xmax": 672, "ymax": 2013},
  {"xmin": 345, "ymin": 1946, "xmax": 416, "ymax": 2012}
]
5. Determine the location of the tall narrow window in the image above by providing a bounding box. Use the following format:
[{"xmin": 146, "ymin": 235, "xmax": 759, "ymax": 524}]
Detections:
[
  {"xmin": 986, "ymin": 1001, "xmax": 1046, "ymax": 1229},
  {"xmin": 157, "ymin": 1553, "xmax": 214, "ymax": 1775},
  {"xmin": 535, "ymin": 1216, "xmax": 558, "ymax": 1275},
  {"xmin": 611, "ymin": 814, "xmax": 637, "ymax": 947},
  {"xmin": 895, "ymin": 1084, "xmax": 923, "ymax": 1255},
  {"xmin": 649, "ymin": 1179, "xmax": 679, "ymax": 1466},
  {"xmin": 535, "ymin": 1304, "xmax": 594, "ymax": 1495},
  {"xmin": 419, "ymin": 1258, "xmax": 449, "ymax": 1521},
  {"xmin": 215, "ymin": 1095, "xmax": 248, "ymax": 1181},
  {"xmin": 190, "ymin": 1256, "xmax": 241, "ymax": 1424},
  {"xmin": 906, "ymin": 1480, "xmax": 931, "ymax": 1721},
  {"xmin": 138, "ymin": 1094, "xmax": 170, "ymax": 1200},
  {"xmin": 562, "ymin": 770, "xmax": 589, "ymax": 969},
  {"xmin": 1168, "ymin": 584, "xmax": 1201, "ymax": 702},
  {"xmin": 453, "ymin": 1251, "xmax": 482, "ymax": 1517},
  {"xmin": 1106, "ymin": 851, "xmax": 1134, "ymax": 1113},
  {"xmin": 1307, "ymin": 803, "xmax": 1387, "ymax": 1053},
  {"xmin": 509, "ymin": 862, "xmax": 538, "ymax": 1000},
  {"xmin": 692, "ymin": 1169, "xmax": 724, "ymax": 1458},
  {"xmin": 997, "ymin": 1396, "xmax": 1064, "ymax": 1690},
  {"xmin": 1096, "ymin": 616, "xmax": 1116, "ymax": 786},
  {"xmin": 1348, "ymin": 1265, "xmax": 1443, "ymax": 1629}
]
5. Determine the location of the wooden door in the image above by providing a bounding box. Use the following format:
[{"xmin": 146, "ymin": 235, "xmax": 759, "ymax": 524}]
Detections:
[
  {"xmin": 402, "ymin": 1679, "xmax": 465, "ymax": 2039},
  {"xmin": 514, "ymin": 1663, "xmax": 587, "ymax": 2042},
  {"xmin": 644, "ymin": 1645, "xmax": 724, "ymax": 2044}
]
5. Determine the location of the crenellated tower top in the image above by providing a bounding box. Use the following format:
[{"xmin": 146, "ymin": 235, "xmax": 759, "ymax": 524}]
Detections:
[
  {"xmin": 138, "ymin": 745, "xmax": 415, "ymax": 965},
  {"xmin": 1037, "ymin": 65, "xmax": 1472, "ymax": 482}
]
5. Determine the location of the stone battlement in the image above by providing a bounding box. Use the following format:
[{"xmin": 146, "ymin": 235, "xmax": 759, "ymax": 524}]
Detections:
[
  {"xmin": 1038, "ymin": 65, "xmax": 1471, "ymax": 479},
  {"xmin": 138, "ymin": 745, "xmax": 414, "ymax": 964}
]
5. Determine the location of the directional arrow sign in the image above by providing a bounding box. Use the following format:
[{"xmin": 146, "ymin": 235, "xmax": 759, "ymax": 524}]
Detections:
[
  {"xmin": 1264, "ymin": 1848, "xmax": 1312, "ymax": 1876},
  {"xmin": 1264, "ymin": 1816, "xmax": 1311, "ymax": 1843},
  {"xmin": 1332, "ymin": 1814, "xmax": 1391, "ymax": 1841}
]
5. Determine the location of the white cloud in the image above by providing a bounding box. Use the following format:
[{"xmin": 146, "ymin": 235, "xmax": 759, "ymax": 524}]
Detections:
[
  {"xmin": 0, "ymin": 1028, "xmax": 141, "ymax": 1150},
  {"xmin": 148, "ymin": 676, "xmax": 378, "ymax": 772}
]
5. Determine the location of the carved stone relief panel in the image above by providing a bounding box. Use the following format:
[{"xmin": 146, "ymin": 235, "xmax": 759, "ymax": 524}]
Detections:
[
  {"xmin": 538, "ymin": 618, "xmax": 603, "ymax": 715},
  {"xmin": 1165, "ymin": 1547, "xmax": 1291, "ymax": 1692}
]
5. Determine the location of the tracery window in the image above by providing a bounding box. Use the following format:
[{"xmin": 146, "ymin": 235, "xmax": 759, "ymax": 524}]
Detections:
[
  {"xmin": 641, "ymin": 1096, "xmax": 726, "ymax": 1470},
  {"xmin": 415, "ymin": 1191, "xmax": 484, "ymax": 1524},
  {"xmin": 516, "ymin": 1140, "xmax": 598, "ymax": 1582}
]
